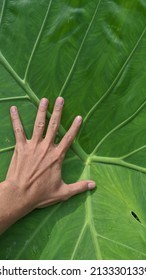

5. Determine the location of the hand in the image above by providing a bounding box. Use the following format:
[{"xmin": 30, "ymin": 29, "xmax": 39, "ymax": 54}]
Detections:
[{"xmin": 6, "ymin": 97, "xmax": 96, "ymax": 212}]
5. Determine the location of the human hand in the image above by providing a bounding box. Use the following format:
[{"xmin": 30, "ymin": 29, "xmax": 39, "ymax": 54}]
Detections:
[{"xmin": 6, "ymin": 97, "xmax": 96, "ymax": 212}]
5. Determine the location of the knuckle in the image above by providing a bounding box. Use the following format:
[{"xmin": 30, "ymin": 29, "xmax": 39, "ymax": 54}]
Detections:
[
  {"xmin": 50, "ymin": 120, "xmax": 58, "ymax": 130},
  {"xmin": 12, "ymin": 115, "xmax": 19, "ymax": 122},
  {"xmin": 55, "ymin": 149, "xmax": 62, "ymax": 162},
  {"xmin": 14, "ymin": 126, "xmax": 24, "ymax": 134},
  {"xmin": 66, "ymin": 133, "xmax": 73, "ymax": 142},
  {"xmin": 36, "ymin": 121, "xmax": 45, "ymax": 129},
  {"xmin": 62, "ymin": 191, "xmax": 70, "ymax": 201},
  {"xmin": 55, "ymin": 104, "xmax": 63, "ymax": 111},
  {"xmin": 55, "ymin": 146, "xmax": 64, "ymax": 160},
  {"xmin": 53, "ymin": 153, "xmax": 59, "ymax": 163},
  {"xmin": 29, "ymin": 141, "xmax": 37, "ymax": 151},
  {"xmin": 39, "ymin": 107, "xmax": 46, "ymax": 112},
  {"xmin": 55, "ymin": 107, "xmax": 61, "ymax": 112},
  {"xmin": 58, "ymin": 153, "xmax": 64, "ymax": 164},
  {"xmin": 15, "ymin": 142, "xmax": 25, "ymax": 152},
  {"xmin": 48, "ymin": 148, "xmax": 59, "ymax": 163},
  {"xmin": 62, "ymin": 196, "xmax": 69, "ymax": 202}
]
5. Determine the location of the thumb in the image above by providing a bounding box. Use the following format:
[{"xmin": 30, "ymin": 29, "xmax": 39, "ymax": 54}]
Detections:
[{"xmin": 67, "ymin": 180, "xmax": 96, "ymax": 198}]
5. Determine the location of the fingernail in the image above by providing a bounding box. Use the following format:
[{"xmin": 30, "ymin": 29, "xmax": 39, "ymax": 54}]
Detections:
[
  {"xmin": 10, "ymin": 106, "xmax": 17, "ymax": 114},
  {"xmin": 40, "ymin": 98, "xmax": 48, "ymax": 107},
  {"xmin": 76, "ymin": 116, "xmax": 82, "ymax": 124},
  {"xmin": 56, "ymin": 97, "xmax": 64, "ymax": 106},
  {"xmin": 88, "ymin": 182, "xmax": 96, "ymax": 189}
]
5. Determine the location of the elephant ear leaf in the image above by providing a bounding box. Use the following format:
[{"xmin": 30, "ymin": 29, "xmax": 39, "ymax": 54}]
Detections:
[{"xmin": 0, "ymin": 0, "xmax": 146, "ymax": 260}]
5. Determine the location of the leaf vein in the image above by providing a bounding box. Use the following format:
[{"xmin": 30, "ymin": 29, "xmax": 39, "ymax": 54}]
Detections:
[
  {"xmin": 70, "ymin": 223, "xmax": 87, "ymax": 260},
  {"xmin": 92, "ymin": 99, "xmax": 146, "ymax": 154},
  {"xmin": 121, "ymin": 145, "xmax": 146, "ymax": 160},
  {"xmin": 15, "ymin": 203, "xmax": 62, "ymax": 260},
  {"xmin": 78, "ymin": 25, "xmax": 146, "ymax": 139},
  {"xmin": 91, "ymin": 156, "xmax": 146, "ymax": 174},
  {"xmin": 0, "ymin": 146, "xmax": 14, "ymax": 153},
  {"xmin": 97, "ymin": 234, "xmax": 146, "ymax": 257},
  {"xmin": 58, "ymin": 0, "xmax": 102, "ymax": 97},
  {"xmin": 24, "ymin": 0, "xmax": 53, "ymax": 81},
  {"xmin": 0, "ymin": 95, "xmax": 30, "ymax": 102},
  {"xmin": 0, "ymin": 0, "xmax": 6, "ymax": 26}
]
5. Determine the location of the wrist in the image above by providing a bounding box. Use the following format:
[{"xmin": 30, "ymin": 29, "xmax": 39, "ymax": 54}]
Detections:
[
  {"xmin": 5, "ymin": 179, "xmax": 34, "ymax": 213},
  {"xmin": 0, "ymin": 180, "xmax": 33, "ymax": 233}
]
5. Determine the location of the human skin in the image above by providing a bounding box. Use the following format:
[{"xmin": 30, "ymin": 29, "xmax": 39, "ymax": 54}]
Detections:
[{"xmin": 0, "ymin": 97, "xmax": 96, "ymax": 234}]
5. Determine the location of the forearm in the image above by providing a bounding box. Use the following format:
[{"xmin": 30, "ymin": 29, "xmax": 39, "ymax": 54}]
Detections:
[{"xmin": 0, "ymin": 180, "xmax": 32, "ymax": 234}]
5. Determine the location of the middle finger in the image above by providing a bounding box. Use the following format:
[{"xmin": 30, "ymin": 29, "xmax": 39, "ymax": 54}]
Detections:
[
  {"xmin": 32, "ymin": 98, "xmax": 48, "ymax": 142},
  {"xmin": 45, "ymin": 97, "xmax": 64, "ymax": 145}
]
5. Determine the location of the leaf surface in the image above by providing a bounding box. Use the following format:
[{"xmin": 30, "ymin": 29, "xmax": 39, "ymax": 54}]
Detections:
[{"xmin": 0, "ymin": 0, "xmax": 146, "ymax": 259}]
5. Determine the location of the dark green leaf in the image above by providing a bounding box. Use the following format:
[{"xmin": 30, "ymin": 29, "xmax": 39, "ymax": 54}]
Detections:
[{"xmin": 0, "ymin": 0, "xmax": 146, "ymax": 259}]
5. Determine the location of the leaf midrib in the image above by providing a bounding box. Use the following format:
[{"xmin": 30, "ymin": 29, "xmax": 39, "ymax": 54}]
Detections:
[
  {"xmin": 85, "ymin": 165, "xmax": 102, "ymax": 259},
  {"xmin": 17, "ymin": 162, "xmax": 146, "ymax": 260}
]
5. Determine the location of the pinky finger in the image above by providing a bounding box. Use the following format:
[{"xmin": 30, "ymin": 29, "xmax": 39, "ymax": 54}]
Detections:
[{"xmin": 10, "ymin": 106, "xmax": 26, "ymax": 144}]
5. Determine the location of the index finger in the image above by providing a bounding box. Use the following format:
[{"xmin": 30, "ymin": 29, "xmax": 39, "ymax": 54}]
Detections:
[{"xmin": 58, "ymin": 115, "xmax": 82, "ymax": 157}]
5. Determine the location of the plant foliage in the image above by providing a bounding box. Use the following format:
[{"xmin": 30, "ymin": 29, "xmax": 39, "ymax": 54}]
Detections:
[{"xmin": 0, "ymin": 0, "xmax": 146, "ymax": 259}]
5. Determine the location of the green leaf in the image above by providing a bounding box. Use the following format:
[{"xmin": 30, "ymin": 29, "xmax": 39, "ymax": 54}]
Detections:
[{"xmin": 0, "ymin": 0, "xmax": 146, "ymax": 259}]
